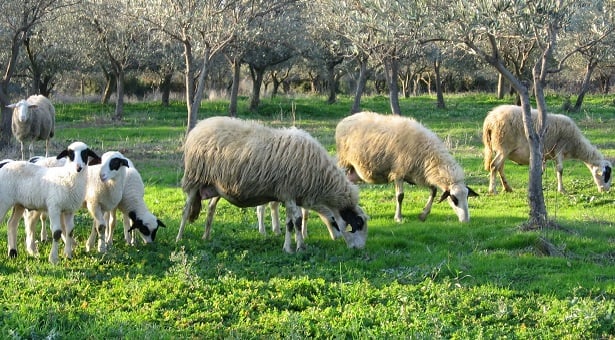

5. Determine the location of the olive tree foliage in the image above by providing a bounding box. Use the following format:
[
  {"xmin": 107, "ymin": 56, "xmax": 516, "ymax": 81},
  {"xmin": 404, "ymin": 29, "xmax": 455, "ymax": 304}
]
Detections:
[
  {"xmin": 129, "ymin": 0, "xmax": 237, "ymax": 132},
  {"xmin": 429, "ymin": 0, "xmax": 599, "ymax": 228},
  {"xmin": 306, "ymin": 0, "xmax": 429, "ymax": 115},
  {"xmin": 0, "ymin": 0, "xmax": 74, "ymax": 149}
]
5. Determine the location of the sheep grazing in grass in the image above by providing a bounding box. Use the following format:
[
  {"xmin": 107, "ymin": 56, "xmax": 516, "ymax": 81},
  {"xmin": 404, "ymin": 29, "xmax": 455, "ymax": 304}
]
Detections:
[
  {"xmin": 336, "ymin": 111, "xmax": 478, "ymax": 223},
  {"xmin": 106, "ymin": 158, "xmax": 166, "ymax": 246},
  {"xmin": 7, "ymin": 95, "xmax": 55, "ymax": 160},
  {"xmin": 0, "ymin": 142, "xmax": 100, "ymax": 264},
  {"xmin": 483, "ymin": 104, "xmax": 612, "ymax": 194},
  {"xmin": 176, "ymin": 116, "xmax": 368, "ymax": 253},
  {"xmin": 84, "ymin": 151, "xmax": 131, "ymax": 253}
]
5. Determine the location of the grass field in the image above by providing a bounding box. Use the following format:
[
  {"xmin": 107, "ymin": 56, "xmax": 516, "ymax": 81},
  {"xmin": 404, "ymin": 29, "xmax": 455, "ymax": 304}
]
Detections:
[{"xmin": 0, "ymin": 93, "xmax": 614, "ymax": 338}]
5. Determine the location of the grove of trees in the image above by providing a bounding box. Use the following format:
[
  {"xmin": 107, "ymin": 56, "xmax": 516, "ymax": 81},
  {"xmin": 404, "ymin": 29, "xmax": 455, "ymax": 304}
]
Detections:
[{"xmin": 1, "ymin": 0, "xmax": 614, "ymax": 228}]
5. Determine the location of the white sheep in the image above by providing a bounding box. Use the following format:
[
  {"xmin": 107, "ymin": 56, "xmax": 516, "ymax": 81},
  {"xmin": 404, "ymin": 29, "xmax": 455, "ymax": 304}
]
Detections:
[
  {"xmin": 0, "ymin": 142, "xmax": 100, "ymax": 264},
  {"xmin": 7, "ymin": 95, "xmax": 56, "ymax": 160},
  {"xmin": 106, "ymin": 158, "xmax": 166, "ymax": 246},
  {"xmin": 84, "ymin": 151, "xmax": 130, "ymax": 253},
  {"xmin": 336, "ymin": 111, "xmax": 478, "ymax": 223},
  {"xmin": 483, "ymin": 104, "xmax": 612, "ymax": 194},
  {"xmin": 176, "ymin": 116, "xmax": 368, "ymax": 253}
]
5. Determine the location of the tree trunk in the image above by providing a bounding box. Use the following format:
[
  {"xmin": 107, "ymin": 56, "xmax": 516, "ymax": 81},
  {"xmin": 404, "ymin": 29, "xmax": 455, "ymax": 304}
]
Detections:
[
  {"xmin": 249, "ymin": 65, "xmax": 265, "ymax": 112},
  {"xmin": 101, "ymin": 70, "xmax": 114, "ymax": 105},
  {"xmin": 572, "ymin": 61, "xmax": 597, "ymax": 113},
  {"xmin": 384, "ymin": 57, "xmax": 402, "ymax": 115},
  {"xmin": 434, "ymin": 58, "xmax": 445, "ymax": 109},
  {"xmin": 351, "ymin": 56, "xmax": 368, "ymax": 114},
  {"xmin": 497, "ymin": 73, "xmax": 505, "ymax": 99},
  {"xmin": 229, "ymin": 57, "xmax": 241, "ymax": 117},
  {"xmin": 326, "ymin": 62, "xmax": 337, "ymax": 104},
  {"xmin": 113, "ymin": 70, "xmax": 124, "ymax": 120},
  {"xmin": 160, "ymin": 72, "xmax": 172, "ymax": 107}
]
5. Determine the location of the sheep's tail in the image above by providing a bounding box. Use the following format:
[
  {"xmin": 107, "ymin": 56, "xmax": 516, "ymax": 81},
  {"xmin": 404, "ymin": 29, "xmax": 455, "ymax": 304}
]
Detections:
[
  {"xmin": 188, "ymin": 191, "xmax": 202, "ymax": 223},
  {"xmin": 482, "ymin": 124, "xmax": 493, "ymax": 171}
]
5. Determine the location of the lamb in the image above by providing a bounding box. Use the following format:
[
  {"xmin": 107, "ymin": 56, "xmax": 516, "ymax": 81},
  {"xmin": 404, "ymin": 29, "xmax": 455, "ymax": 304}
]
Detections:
[
  {"xmin": 336, "ymin": 111, "xmax": 478, "ymax": 223},
  {"xmin": 7, "ymin": 95, "xmax": 56, "ymax": 160},
  {"xmin": 175, "ymin": 116, "xmax": 368, "ymax": 253},
  {"xmin": 0, "ymin": 141, "xmax": 100, "ymax": 264},
  {"xmin": 483, "ymin": 104, "xmax": 612, "ymax": 194},
  {"xmin": 106, "ymin": 158, "xmax": 166, "ymax": 246},
  {"xmin": 84, "ymin": 151, "xmax": 130, "ymax": 253}
]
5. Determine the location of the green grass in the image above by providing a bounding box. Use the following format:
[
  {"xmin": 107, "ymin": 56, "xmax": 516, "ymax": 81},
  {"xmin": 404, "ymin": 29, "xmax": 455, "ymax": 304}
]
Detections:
[{"xmin": 1, "ymin": 93, "xmax": 614, "ymax": 338}]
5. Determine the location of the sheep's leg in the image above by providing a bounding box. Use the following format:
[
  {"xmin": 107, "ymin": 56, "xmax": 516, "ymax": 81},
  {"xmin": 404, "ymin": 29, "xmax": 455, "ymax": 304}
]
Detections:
[
  {"xmin": 555, "ymin": 155, "xmax": 566, "ymax": 193},
  {"xmin": 47, "ymin": 210, "xmax": 63, "ymax": 264},
  {"xmin": 271, "ymin": 202, "xmax": 281, "ymax": 235},
  {"xmin": 177, "ymin": 188, "xmax": 198, "ymax": 242},
  {"xmin": 7, "ymin": 205, "xmax": 25, "ymax": 258},
  {"xmin": 122, "ymin": 212, "xmax": 135, "ymax": 245},
  {"xmin": 86, "ymin": 221, "xmax": 98, "ymax": 252},
  {"xmin": 24, "ymin": 209, "xmax": 40, "ymax": 256},
  {"xmin": 45, "ymin": 138, "xmax": 50, "ymax": 157},
  {"xmin": 283, "ymin": 201, "xmax": 305, "ymax": 253},
  {"xmin": 105, "ymin": 210, "xmax": 115, "ymax": 246},
  {"xmin": 418, "ymin": 187, "xmax": 437, "ymax": 222},
  {"xmin": 203, "ymin": 197, "xmax": 220, "ymax": 240},
  {"xmin": 39, "ymin": 212, "xmax": 48, "ymax": 242},
  {"xmin": 19, "ymin": 141, "xmax": 25, "ymax": 160},
  {"xmin": 28, "ymin": 142, "xmax": 34, "ymax": 160},
  {"xmin": 256, "ymin": 204, "xmax": 266, "ymax": 235},
  {"xmin": 301, "ymin": 208, "xmax": 308, "ymax": 239},
  {"xmin": 62, "ymin": 212, "xmax": 76, "ymax": 259},
  {"xmin": 394, "ymin": 179, "xmax": 405, "ymax": 222}
]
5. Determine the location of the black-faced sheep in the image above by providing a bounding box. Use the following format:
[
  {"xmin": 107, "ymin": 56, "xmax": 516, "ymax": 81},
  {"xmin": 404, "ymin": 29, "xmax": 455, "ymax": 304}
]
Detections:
[
  {"xmin": 7, "ymin": 95, "xmax": 56, "ymax": 160},
  {"xmin": 176, "ymin": 116, "xmax": 368, "ymax": 252},
  {"xmin": 106, "ymin": 158, "xmax": 165, "ymax": 246},
  {"xmin": 483, "ymin": 104, "xmax": 612, "ymax": 194},
  {"xmin": 336, "ymin": 111, "xmax": 478, "ymax": 223},
  {"xmin": 84, "ymin": 151, "xmax": 130, "ymax": 253},
  {"xmin": 0, "ymin": 142, "xmax": 100, "ymax": 264}
]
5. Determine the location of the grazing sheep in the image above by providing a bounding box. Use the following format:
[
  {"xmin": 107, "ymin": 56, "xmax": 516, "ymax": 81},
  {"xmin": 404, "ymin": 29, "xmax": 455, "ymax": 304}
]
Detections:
[
  {"xmin": 176, "ymin": 116, "xmax": 368, "ymax": 252},
  {"xmin": 106, "ymin": 158, "xmax": 166, "ymax": 246},
  {"xmin": 336, "ymin": 111, "xmax": 478, "ymax": 223},
  {"xmin": 84, "ymin": 151, "xmax": 130, "ymax": 253},
  {"xmin": 7, "ymin": 95, "xmax": 56, "ymax": 160},
  {"xmin": 0, "ymin": 142, "xmax": 100, "ymax": 263},
  {"xmin": 483, "ymin": 104, "xmax": 612, "ymax": 194}
]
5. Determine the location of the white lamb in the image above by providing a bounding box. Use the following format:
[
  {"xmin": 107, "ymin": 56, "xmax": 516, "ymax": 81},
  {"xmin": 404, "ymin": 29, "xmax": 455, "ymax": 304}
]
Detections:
[
  {"xmin": 336, "ymin": 111, "xmax": 478, "ymax": 223},
  {"xmin": 483, "ymin": 104, "xmax": 612, "ymax": 194},
  {"xmin": 176, "ymin": 116, "xmax": 368, "ymax": 253},
  {"xmin": 106, "ymin": 158, "xmax": 166, "ymax": 246},
  {"xmin": 0, "ymin": 141, "xmax": 100, "ymax": 264},
  {"xmin": 7, "ymin": 94, "xmax": 56, "ymax": 160},
  {"xmin": 84, "ymin": 151, "xmax": 130, "ymax": 253}
]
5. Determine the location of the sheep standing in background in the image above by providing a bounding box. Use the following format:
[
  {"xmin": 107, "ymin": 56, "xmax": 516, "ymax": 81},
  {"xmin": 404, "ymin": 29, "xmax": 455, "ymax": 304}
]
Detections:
[
  {"xmin": 0, "ymin": 142, "xmax": 100, "ymax": 264},
  {"xmin": 84, "ymin": 151, "xmax": 130, "ymax": 253},
  {"xmin": 336, "ymin": 111, "xmax": 478, "ymax": 223},
  {"xmin": 176, "ymin": 116, "xmax": 368, "ymax": 253},
  {"xmin": 7, "ymin": 95, "xmax": 55, "ymax": 159},
  {"xmin": 106, "ymin": 158, "xmax": 166, "ymax": 246},
  {"xmin": 483, "ymin": 104, "xmax": 612, "ymax": 194}
]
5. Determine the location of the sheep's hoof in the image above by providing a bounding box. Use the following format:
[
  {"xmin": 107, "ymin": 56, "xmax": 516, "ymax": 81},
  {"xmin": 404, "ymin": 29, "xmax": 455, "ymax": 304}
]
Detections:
[
  {"xmin": 296, "ymin": 243, "xmax": 307, "ymax": 252},
  {"xmin": 48, "ymin": 255, "xmax": 59, "ymax": 265},
  {"xmin": 283, "ymin": 246, "xmax": 294, "ymax": 254},
  {"xmin": 9, "ymin": 249, "xmax": 17, "ymax": 258}
]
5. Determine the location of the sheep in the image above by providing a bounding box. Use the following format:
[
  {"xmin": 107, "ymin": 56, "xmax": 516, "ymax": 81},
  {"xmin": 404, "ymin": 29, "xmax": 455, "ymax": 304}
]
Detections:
[
  {"xmin": 84, "ymin": 151, "xmax": 130, "ymax": 253},
  {"xmin": 336, "ymin": 111, "xmax": 478, "ymax": 223},
  {"xmin": 175, "ymin": 116, "xmax": 368, "ymax": 253},
  {"xmin": 483, "ymin": 104, "xmax": 612, "ymax": 194},
  {"xmin": 7, "ymin": 95, "xmax": 56, "ymax": 160},
  {"xmin": 106, "ymin": 158, "xmax": 166, "ymax": 246},
  {"xmin": 0, "ymin": 141, "xmax": 100, "ymax": 264}
]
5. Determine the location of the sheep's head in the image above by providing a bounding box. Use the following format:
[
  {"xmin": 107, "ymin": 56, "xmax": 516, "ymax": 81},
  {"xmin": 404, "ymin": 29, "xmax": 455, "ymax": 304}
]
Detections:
[
  {"xmin": 438, "ymin": 183, "xmax": 479, "ymax": 223},
  {"xmin": 98, "ymin": 151, "xmax": 129, "ymax": 182},
  {"xmin": 327, "ymin": 205, "xmax": 368, "ymax": 249},
  {"xmin": 590, "ymin": 160, "xmax": 612, "ymax": 192},
  {"xmin": 56, "ymin": 142, "xmax": 101, "ymax": 172},
  {"xmin": 7, "ymin": 99, "xmax": 37, "ymax": 123},
  {"xmin": 128, "ymin": 211, "xmax": 166, "ymax": 243}
]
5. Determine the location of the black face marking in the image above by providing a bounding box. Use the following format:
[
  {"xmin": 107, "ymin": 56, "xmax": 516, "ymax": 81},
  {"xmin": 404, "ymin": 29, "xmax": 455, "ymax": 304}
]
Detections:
[
  {"xmin": 451, "ymin": 195, "xmax": 459, "ymax": 206},
  {"xmin": 605, "ymin": 166, "xmax": 612, "ymax": 184},
  {"xmin": 109, "ymin": 157, "xmax": 128, "ymax": 171},
  {"xmin": 127, "ymin": 211, "xmax": 160, "ymax": 241},
  {"xmin": 340, "ymin": 208, "xmax": 364, "ymax": 232}
]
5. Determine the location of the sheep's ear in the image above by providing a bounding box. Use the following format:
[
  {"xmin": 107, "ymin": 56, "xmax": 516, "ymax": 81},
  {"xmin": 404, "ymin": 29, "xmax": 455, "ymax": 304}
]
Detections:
[
  {"xmin": 467, "ymin": 186, "xmax": 479, "ymax": 197},
  {"xmin": 87, "ymin": 150, "xmax": 102, "ymax": 165},
  {"xmin": 157, "ymin": 219, "xmax": 166, "ymax": 228},
  {"xmin": 604, "ymin": 166, "xmax": 612, "ymax": 183},
  {"xmin": 121, "ymin": 158, "xmax": 129, "ymax": 168},
  {"xmin": 56, "ymin": 150, "xmax": 69, "ymax": 160},
  {"xmin": 438, "ymin": 190, "xmax": 450, "ymax": 203},
  {"xmin": 6, "ymin": 104, "xmax": 16, "ymax": 108}
]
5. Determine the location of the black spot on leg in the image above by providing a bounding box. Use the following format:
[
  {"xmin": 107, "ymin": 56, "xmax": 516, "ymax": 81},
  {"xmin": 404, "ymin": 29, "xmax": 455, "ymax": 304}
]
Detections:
[
  {"xmin": 397, "ymin": 192, "xmax": 404, "ymax": 204},
  {"xmin": 97, "ymin": 224, "xmax": 105, "ymax": 234},
  {"xmin": 340, "ymin": 208, "xmax": 365, "ymax": 232},
  {"xmin": 9, "ymin": 249, "xmax": 17, "ymax": 258},
  {"xmin": 53, "ymin": 230, "xmax": 62, "ymax": 241},
  {"xmin": 286, "ymin": 220, "xmax": 294, "ymax": 233}
]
